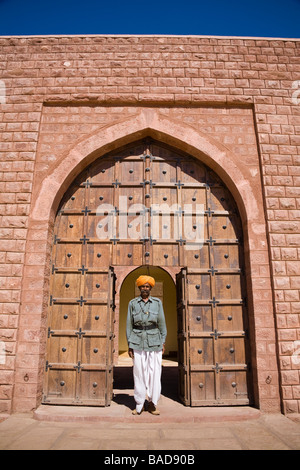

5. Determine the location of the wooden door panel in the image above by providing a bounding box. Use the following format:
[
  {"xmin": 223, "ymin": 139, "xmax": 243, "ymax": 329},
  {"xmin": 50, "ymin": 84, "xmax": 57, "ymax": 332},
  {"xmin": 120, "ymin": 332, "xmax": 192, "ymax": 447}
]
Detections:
[
  {"xmin": 182, "ymin": 213, "xmax": 208, "ymax": 240},
  {"xmin": 115, "ymin": 243, "xmax": 143, "ymax": 265},
  {"xmin": 152, "ymin": 159, "xmax": 177, "ymax": 183},
  {"xmin": 190, "ymin": 372, "xmax": 215, "ymax": 404},
  {"xmin": 56, "ymin": 214, "xmax": 84, "ymax": 239},
  {"xmin": 50, "ymin": 304, "xmax": 79, "ymax": 330},
  {"xmin": 209, "ymin": 187, "xmax": 233, "ymax": 212},
  {"xmin": 213, "ymin": 244, "xmax": 240, "ymax": 269},
  {"xmin": 81, "ymin": 337, "xmax": 107, "ymax": 365},
  {"xmin": 116, "ymin": 144, "xmax": 145, "ymax": 159},
  {"xmin": 119, "ymin": 186, "xmax": 144, "ymax": 205},
  {"xmin": 190, "ymin": 338, "xmax": 214, "ymax": 365},
  {"xmin": 54, "ymin": 243, "xmax": 82, "ymax": 268},
  {"xmin": 187, "ymin": 274, "xmax": 212, "ymax": 300},
  {"xmin": 181, "ymin": 187, "xmax": 206, "ymax": 206},
  {"xmin": 151, "ymin": 213, "xmax": 179, "ymax": 241},
  {"xmin": 118, "ymin": 213, "xmax": 146, "ymax": 240},
  {"xmin": 87, "ymin": 213, "xmax": 114, "ymax": 240},
  {"xmin": 211, "ymin": 215, "xmax": 241, "ymax": 240},
  {"xmin": 184, "ymin": 245, "xmax": 210, "ymax": 268},
  {"xmin": 89, "ymin": 160, "xmax": 114, "ymax": 183},
  {"xmin": 119, "ymin": 159, "xmax": 144, "ymax": 183},
  {"xmin": 47, "ymin": 336, "xmax": 78, "ymax": 364},
  {"xmin": 216, "ymin": 305, "xmax": 245, "ymax": 331},
  {"xmin": 79, "ymin": 370, "xmax": 108, "ymax": 404},
  {"xmin": 152, "ymin": 243, "xmax": 179, "ymax": 266},
  {"xmin": 86, "ymin": 243, "xmax": 112, "ymax": 267},
  {"xmin": 206, "ymin": 169, "xmax": 223, "ymax": 186},
  {"xmin": 51, "ymin": 272, "xmax": 81, "ymax": 299},
  {"xmin": 160, "ymin": 214, "xmax": 178, "ymax": 241},
  {"xmin": 215, "ymin": 273, "xmax": 242, "ymax": 299},
  {"xmin": 152, "ymin": 187, "xmax": 177, "ymax": 206},
  {"xmin": 189, "ymin": 305, "xmax": 213, "ymax": 332},
  {"xmin": 219, "ymin": 370, "xmax": 248, "ymax": 402},
  {"xmin": 83, "ymin": 272, "xmax": 109, "ymax": 300},
  {"xmin": 215, "ymin": 337, "xmax": 246, "ymax": 365},
  {"xmin": 45, "ymin": 369, "xmax": 77, "ymax": 403},
  {"xmin": 180, "ymin": 160, "xmax": 206, "ymax": 183},
  {"xmin": 82, "ymin": 304, "xmax": 109, "ymax": 332},
  {"xmin": 63, "ymin": 186, "xmax": 86, "ymax": 211},
  {"xmin": 88, "ymin": 187, "xmax": 114, "ymax": 210},
  {"xmin": 150, "ymin": 143, "xmax": 175, "ymax": 159}
]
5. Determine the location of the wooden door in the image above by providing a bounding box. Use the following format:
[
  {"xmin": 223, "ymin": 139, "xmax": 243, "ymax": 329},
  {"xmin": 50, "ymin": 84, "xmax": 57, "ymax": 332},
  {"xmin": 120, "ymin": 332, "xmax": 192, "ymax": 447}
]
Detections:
[
  {"xmin": 43, "ymin": 266, "xmax": 115, "ymax": 406},
  {"xmin": 177, "ymin": 265, "xmax": 251, "ymax": 406},
  {"xmin": 176, "ymin": 169, "xmax": 251, "ymax": 405},
  {"xmin": 44, "ymin": 139, "xmax": 251, "ymax": 406},
  {"xmin": 43, "ymin": 183, "xmax": 116, "ymax": 406}
]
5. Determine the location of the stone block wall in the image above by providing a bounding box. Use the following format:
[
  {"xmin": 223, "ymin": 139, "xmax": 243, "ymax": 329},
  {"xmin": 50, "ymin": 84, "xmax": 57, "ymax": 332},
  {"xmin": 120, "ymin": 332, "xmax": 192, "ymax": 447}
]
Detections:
[{"xmin": 0, "ymin": 35, "xmax": 299, "ymax": 414}]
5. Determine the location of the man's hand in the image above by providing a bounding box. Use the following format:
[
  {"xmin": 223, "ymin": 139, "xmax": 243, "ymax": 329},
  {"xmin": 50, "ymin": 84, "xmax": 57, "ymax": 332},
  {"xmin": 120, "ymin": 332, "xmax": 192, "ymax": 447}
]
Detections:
[
  {"xmin": 162, "ymin": 344, "xmax": 165, "ymax": 355},
  {"xmin": 128, "ymin": 348, "xmax": 134, "ymax": 359}
]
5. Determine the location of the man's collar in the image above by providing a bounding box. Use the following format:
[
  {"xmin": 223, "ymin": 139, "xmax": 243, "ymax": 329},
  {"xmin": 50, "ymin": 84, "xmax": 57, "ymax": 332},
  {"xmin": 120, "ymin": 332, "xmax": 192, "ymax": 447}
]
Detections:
[{"xmin": 137, "ymin": 295, "xmax": 152, "ymax": 302}]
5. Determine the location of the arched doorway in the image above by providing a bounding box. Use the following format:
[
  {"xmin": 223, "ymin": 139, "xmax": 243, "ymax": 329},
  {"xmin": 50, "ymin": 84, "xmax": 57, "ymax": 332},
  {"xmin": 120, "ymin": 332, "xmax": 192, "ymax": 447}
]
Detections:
[
  {"xmin": 42, "ymin": 139, "xmax": 252, "ymax": 407},
  {"xmin": 118, "ymin": 266, "xmax": 177, "ymax": 360},
  {"xmin": 113, "ymin": 265, "xmax": 178, "ymax": 406}
]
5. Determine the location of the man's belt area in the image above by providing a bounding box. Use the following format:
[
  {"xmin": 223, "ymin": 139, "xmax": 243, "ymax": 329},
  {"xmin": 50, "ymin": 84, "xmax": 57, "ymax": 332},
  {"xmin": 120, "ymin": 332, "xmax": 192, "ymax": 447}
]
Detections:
[{"xmin": 133, "ymin": 324, "xmax": 157, "ymax": 331}]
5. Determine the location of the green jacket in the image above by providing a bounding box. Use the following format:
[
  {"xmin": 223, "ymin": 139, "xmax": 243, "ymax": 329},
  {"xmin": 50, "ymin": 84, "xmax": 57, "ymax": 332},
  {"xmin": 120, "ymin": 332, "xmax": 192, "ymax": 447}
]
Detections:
[{"xmin": 126, "ymin": 296, "xmax": 167, "ymax": 352}]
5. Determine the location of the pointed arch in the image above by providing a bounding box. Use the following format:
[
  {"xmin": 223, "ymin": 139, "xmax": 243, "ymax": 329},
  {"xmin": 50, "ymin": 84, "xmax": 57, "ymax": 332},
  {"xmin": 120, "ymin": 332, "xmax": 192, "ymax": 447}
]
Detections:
[
  {"xmin": 14, "ymin": 107, "xmax": 281, "ymax": 413},
  {"xmin": 30, "ymin": 108, "xmax": 261, "ymax": 232}
]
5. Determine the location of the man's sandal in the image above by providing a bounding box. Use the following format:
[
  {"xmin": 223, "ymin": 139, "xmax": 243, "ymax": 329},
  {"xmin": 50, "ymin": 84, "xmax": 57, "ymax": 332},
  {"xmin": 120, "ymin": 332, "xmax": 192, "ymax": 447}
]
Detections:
[
  {"xmin": 132, "ymin": 407, "xmax": 144, "ymax": 415},
  {"xmin": 148, "ymin": 402, "xmax": 160, "ymax": 415}
]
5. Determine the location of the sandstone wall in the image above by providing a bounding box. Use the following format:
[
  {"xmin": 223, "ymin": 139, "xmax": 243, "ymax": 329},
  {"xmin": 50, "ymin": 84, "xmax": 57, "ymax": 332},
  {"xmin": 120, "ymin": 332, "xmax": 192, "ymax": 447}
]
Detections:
[{"xmin": 0, "ymin": 35, "xmax": 299, "ymax": 414}]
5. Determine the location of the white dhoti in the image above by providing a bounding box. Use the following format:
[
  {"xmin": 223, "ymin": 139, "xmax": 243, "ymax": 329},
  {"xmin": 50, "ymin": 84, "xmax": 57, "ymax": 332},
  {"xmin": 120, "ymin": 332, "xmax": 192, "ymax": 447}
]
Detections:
[{"xmin": 133, "ymin": 350, "xmax": 162, "ymax": 413}]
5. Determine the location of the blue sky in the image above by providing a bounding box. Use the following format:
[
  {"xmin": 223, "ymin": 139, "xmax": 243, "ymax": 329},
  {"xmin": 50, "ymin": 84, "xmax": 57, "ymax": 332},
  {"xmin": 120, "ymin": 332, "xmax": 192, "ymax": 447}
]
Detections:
[{"xmin": 0, "ymin": 0, "xmax": 299, "ymax": 38}]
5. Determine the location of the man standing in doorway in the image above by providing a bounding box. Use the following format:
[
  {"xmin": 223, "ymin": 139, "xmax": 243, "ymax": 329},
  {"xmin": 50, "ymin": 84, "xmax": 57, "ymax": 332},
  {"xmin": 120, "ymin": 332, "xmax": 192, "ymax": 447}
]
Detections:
[{"xmin": 126, "ymin": 275, "xmax": 167, "ymax": 415}]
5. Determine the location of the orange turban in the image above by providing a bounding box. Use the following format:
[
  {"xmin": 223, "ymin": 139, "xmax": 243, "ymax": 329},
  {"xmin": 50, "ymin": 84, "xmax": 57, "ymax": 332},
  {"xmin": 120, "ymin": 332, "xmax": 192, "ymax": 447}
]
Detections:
[{"xmin": 136, "ymin": 275, "xmax": 155, "ymax": 288}]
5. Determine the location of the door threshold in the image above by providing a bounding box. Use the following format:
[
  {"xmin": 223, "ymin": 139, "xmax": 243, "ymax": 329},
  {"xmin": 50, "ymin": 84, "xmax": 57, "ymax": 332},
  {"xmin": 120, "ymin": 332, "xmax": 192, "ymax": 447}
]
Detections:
[{"xmin": 33, "ymin": 403, "xmax": 261, "ymax": 424}]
